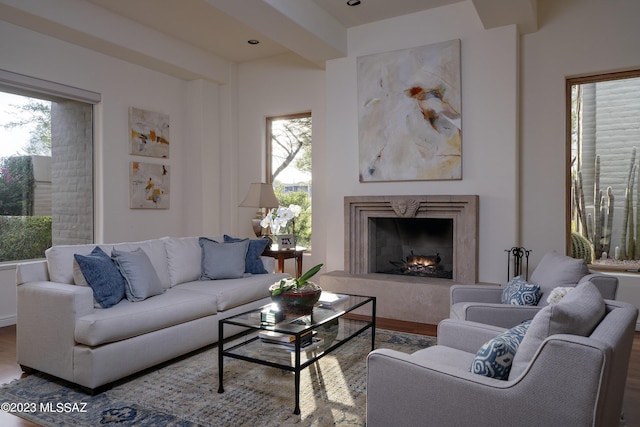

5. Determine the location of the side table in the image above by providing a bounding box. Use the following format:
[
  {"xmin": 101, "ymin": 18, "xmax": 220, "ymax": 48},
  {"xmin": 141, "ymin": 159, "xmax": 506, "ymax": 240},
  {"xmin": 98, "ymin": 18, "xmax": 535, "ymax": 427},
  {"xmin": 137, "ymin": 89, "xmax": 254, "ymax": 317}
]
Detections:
[{"xmin": 263, "ymin": 245, "xmax": 306, "ymax": 278}]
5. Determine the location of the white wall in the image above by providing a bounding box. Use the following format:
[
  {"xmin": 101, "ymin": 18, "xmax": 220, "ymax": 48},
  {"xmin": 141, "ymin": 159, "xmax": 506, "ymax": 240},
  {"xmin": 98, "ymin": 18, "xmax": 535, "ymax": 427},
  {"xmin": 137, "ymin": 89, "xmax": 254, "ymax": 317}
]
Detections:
[
  {"xmin": 235, "ymin": 53, "xmax": 327, "ymax": 274},
  {"xmin": 324, "ymin": 1, "xmax": 519, "ymax": 284},
  {"xmin": 520, "ymin": 0, "xmax": 640, "ymax": 321},
  {"xmin": 0, "ymin": 20, "xmax": 224, "ymax": 324}
]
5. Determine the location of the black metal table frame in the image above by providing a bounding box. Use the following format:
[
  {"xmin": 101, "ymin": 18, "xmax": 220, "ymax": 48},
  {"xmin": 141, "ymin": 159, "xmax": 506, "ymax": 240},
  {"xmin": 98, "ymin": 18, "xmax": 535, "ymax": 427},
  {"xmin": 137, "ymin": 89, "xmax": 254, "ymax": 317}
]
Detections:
[{"xmin": 217, "ymin": 295, "xmax": 376, "ymax": 415}]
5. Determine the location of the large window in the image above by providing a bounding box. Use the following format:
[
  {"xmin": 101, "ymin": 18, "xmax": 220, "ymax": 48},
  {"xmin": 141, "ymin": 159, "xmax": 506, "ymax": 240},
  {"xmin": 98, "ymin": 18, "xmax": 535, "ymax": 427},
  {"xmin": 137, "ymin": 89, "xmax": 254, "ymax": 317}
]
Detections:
[
  {"xmin": 0, "ymin": 71, "xmax": 98, "ymax": 262},
  {"xmin": 266, "ymin": 112, "xmax": 312, "ymax": 248},
  {"xmin": 568, "ymin": 69, "xmax": 640, "ymax": 271}
]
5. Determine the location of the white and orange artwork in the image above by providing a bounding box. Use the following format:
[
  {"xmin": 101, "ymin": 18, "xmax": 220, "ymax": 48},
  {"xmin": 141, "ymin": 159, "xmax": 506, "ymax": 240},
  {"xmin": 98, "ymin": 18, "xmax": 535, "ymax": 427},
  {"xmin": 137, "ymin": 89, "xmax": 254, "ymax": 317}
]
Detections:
[
  {"xmin": 129, "ymin": 107, "xmax": 170, "ymax": 158},
  {"xmin": 358, "ymin": 40, "xmax": 461, "ymax": 182},
  {"xmin": 130, "ymin": 161, "xmax": 170, "ymax": 209}
]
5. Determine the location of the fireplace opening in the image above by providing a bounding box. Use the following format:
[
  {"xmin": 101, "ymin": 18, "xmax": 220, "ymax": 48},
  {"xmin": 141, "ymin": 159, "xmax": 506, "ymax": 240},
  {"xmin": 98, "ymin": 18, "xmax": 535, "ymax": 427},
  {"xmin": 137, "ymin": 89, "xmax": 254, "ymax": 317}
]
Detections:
[{"xmin": 369, "ymin": 217, "xmax": 454, "ymax": 279}]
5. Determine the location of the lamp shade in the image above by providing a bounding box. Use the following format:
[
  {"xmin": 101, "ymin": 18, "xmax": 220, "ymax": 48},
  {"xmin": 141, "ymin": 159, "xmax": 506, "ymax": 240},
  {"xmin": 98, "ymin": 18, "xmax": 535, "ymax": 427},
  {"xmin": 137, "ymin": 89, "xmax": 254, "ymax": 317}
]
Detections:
[{"xmin": 239, "ymin": 183, "xmax": 280, "ymax": 208}]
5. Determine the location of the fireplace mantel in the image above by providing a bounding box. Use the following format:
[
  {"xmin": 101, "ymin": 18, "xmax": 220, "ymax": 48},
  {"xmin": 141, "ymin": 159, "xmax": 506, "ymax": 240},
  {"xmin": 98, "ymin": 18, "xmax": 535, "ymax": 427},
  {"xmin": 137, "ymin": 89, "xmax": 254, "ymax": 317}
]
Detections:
[{"xmin": 345, "ymin": 195, "xmax": 479, "ymax": 284}]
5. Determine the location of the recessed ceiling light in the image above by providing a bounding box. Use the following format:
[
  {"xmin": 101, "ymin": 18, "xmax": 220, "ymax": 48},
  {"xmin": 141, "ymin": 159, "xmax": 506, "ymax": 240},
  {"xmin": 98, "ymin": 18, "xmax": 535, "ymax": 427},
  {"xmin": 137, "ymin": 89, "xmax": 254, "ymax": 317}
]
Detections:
[
  {"xmin": 248, "ymin": 39, "xmax": 260, "ymax": 45},
  {"xmin": 346, "ymin": 0, "xmax": 361, "ymax": 6}
]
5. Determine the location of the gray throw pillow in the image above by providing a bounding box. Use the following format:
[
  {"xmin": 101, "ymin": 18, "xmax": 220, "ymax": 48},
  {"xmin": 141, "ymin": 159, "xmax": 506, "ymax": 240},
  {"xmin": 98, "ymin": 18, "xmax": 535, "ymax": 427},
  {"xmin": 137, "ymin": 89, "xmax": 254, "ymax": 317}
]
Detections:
[
  {"xmin": 73, "ymin": 246, "xmax": 126, "ymax": 308},
  {"xmin": 530, "ymin": 251, "xmax": 589, "ymax": 306},
  {"xmin": 199, "ymin": 237, "xmax": 250, "ymax": 280},
  {"xmin": 112, "ymin": 247, "xmax": 165, "ymax": 302},
  {"xmin": 509, "ymin": 281, "xmax": 605, "ymax": 379}
]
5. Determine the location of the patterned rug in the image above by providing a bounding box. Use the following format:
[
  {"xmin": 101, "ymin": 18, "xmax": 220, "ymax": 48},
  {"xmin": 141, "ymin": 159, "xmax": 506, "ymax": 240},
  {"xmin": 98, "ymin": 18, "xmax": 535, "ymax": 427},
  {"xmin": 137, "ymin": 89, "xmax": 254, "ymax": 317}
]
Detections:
[{"xmin": 0, "ymin": 329, "xmax": 435, "ymax": 427}]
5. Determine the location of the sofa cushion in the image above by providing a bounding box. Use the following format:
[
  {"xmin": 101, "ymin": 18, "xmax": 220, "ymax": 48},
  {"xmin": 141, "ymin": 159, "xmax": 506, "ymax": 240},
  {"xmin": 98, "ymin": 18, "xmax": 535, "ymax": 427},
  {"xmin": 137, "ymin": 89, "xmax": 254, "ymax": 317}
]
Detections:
[
  {"xmin": 112, "ymin": 247, "xmax": 165, "ymax": 302},
  {"xmin": 530, "ymin": 251, "xmax": 589, "ymax": 306},
  {"xmin": 74, "ymin": 288, "xmax": 218, "ymax": 346},
  {"xmin": 108, "ymin": 239, "xmax": 171, "ymax": 289},
  {"xmin": 178, "ymin": 273, "xmax": 289, "ymax": 311},
  {"xmin": 470, "ymin": 320, "xmax": 531, "ymax": 380},
  {"xmin": 223, "ymin": 235, "xmax": 270, "ymax": 274},
  {"xmin": 73, "ymin": 247, "xmax": 126, "ymax": 309},
  {"xmin": 199, "ymin": 237, "xmax": 249, "ymax": 280},
  {"xmin": 164, "ymin": 235, "xmax": 224, "ymax": 286},
  {"xmin": 509, "ymin": 281, "xmax": 605, "ymax": 379},
  {"xmin": 46, "ymin": 238, "xmax": 171, "ymax": 289},
  {"xmin": 501, "ymin": 276, "xmax": 541, "ymax": 306}
]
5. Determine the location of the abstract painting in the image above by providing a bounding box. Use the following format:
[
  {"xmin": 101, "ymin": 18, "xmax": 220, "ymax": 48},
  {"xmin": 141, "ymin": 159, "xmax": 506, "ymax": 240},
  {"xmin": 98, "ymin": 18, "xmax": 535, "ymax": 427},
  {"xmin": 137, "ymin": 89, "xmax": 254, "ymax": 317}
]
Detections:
[
  {"xmin": 357, "ymin": 40, "xmax": 461, "ymax": 182},
  {"xmin": 130, "ymin": 161, "xmax": 170, "ymax": 209},
  {"xmin": 129, "ymin": 107, "xmax": 170, "ymax": 158}
]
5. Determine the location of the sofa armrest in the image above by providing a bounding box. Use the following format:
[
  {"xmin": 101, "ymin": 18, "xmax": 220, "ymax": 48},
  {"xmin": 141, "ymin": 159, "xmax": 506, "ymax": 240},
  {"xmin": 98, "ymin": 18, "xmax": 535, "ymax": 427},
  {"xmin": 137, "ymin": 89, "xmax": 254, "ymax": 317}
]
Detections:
[
  {"xmin": 450, "ymin": 284, "xmax": 503, "ymax": 305},
  {"xmin": 580, "ymin": 273, "xmax": 618, "ymax": 299},
  {"xmin": 436, "ymin": 319, "xmax": 505, "ymax": 352},
  {"xmin": 17, "ymin": 281, "xmax": 94, "ymax": 382},
  {"xmin": 16, "ymin": 260, "xmax": 49, "ymax": 285},
  {"xmin": 450, "ymin": 302, "xmax": 542, "ymax": 329}
]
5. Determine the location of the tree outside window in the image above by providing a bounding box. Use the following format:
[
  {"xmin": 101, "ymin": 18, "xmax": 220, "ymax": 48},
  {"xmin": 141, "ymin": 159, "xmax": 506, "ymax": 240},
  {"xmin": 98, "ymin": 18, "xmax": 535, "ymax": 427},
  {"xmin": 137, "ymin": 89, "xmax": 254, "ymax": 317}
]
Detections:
[
  {"xmin": 0, "ymin": 90, "xmax": 93, "ymax": 262},
  {"xmin": 267, "ymin": 113, "xmax": 312, "ymax": 248}
]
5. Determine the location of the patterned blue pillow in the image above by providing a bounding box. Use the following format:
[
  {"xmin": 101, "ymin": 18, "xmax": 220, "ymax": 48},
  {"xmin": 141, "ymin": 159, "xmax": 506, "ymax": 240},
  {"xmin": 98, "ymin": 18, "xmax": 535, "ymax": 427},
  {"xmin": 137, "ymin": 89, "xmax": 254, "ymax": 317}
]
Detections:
[
  {"xmin": 469, "ymin": 320, "xmax": 531, "ymax": 380},
  {"xmin": 74, "ymin": 246, "xmax": 126, "ymax": 308},
  {"xmin": 223, "ymin": 235, "xmax": 269, "ymax": 274},
  {"xmin": 501, "ymin": 276, "xmax": 541, "ymax": 305}
]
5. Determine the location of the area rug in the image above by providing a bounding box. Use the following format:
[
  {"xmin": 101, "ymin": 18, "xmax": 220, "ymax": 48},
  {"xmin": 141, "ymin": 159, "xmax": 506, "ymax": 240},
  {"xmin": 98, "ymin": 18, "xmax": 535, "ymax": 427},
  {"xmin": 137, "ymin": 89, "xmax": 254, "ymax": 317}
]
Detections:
[{"xmin": 0, "ymin": 329, "xmax": 435, "ymax": 427}]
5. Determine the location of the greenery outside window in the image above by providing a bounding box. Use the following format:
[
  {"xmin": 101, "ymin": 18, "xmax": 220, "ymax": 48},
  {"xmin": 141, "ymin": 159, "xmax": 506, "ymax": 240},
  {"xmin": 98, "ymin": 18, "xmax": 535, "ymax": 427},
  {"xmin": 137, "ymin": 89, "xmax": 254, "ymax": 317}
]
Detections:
[
  {"xmin": 568, "ymin": 69, "xmax": 640, "ymax": 271},
  {"xmin": 266, "ymin": 112, "xmax": 312, "ymax": 248},
  {"xmin": 0, "ymin": 71, "xmax": 98, "ymax": 263}
]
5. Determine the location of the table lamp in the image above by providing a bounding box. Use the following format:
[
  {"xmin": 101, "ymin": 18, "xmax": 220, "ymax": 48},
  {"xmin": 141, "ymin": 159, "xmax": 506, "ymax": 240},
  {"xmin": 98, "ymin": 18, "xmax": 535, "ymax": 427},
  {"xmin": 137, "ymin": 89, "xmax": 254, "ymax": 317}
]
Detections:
[{"xmin": 239, "ymin": 183, "xmax": 280, "ymax": 237}]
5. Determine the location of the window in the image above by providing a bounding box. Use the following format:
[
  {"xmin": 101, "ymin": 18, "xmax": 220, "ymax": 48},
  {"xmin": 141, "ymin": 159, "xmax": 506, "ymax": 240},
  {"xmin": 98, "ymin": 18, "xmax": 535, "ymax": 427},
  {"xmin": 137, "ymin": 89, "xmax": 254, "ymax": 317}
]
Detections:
[
  {"xmin": 0, "ymin": 70, "xmax": 98, "ymax": 262},
  {"xmin": 568, "ymin": 70, "xmax": 640, "ymax": 270},
  {"xmin": 266, "ymin": 112, "xmax": 312, "ymax": 248}
]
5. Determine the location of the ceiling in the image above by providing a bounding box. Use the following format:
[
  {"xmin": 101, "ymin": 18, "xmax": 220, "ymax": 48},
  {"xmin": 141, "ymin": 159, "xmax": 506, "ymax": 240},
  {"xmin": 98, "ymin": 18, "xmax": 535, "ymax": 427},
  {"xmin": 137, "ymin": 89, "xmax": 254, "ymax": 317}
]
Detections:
[
  {"xmin": 0, "ymin": 0, "xmax": 536, "ymax": 82},
  {"xmin": 84, "ymin": 0, "xmax": 466, "ymax": 63}
]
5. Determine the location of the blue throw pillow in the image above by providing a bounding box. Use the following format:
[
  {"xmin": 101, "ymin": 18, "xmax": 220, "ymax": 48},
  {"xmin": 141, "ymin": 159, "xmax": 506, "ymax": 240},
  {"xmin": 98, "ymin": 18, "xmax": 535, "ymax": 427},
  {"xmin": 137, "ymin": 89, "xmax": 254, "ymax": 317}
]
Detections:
[
  {"xmin": 199, "ymin": 237, "xmax": 249, "ymax": 280},
  {"xmin": 223, "ymin": 235, "xmax": 269, "ymax": 274},
  {"xmin": 470, "ymin": 320, "xmax": 531, "ymax": 380},
  {"xmin": 501, "ymin": 276, "xmax": 541, "ymax": 305},
  {"xmin": 74, "ymin": 247, "xmax": 126, "ymax": 308},
  {"xmin": 112, "ymin": 247, "xmax": 165, "ymax": 302}
]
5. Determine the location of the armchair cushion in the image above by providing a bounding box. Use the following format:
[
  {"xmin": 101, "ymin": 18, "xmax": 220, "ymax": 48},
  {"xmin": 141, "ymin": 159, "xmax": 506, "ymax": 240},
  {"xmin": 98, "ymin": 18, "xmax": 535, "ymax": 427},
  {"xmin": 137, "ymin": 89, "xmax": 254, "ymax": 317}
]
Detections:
[
  {"xmin": 530, "ymin": 251, "xmax": 589, "ymax": 306},
  {"xmin": 509, "ymin": 281, "xmax": 605, "ymax": 378},
  {"xmin": 470, "ymin": 320, "xmax": 531, "ymax": 380},
  {"xmin": 501, "ymin": 276, "xmax": 541, "ymax": 305}
]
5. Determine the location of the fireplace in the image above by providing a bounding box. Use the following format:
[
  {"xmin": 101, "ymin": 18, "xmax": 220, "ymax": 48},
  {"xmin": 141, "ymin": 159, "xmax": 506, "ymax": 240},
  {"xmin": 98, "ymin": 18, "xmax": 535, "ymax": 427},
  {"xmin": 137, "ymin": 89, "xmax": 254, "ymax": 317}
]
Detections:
[
  {"xmin": 371, "ymin": 217, "xmax": 454, "ymax": 279},
  {"xmin": 345, "ymin": 195, "xmax": 478, "ymax": 283}
]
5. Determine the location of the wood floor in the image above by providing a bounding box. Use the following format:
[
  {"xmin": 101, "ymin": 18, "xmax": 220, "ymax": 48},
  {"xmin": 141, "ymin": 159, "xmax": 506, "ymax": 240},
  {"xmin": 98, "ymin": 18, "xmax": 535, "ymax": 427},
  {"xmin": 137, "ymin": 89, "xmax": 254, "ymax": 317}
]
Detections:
[{"xmin": 1, "ymin": 321, "xmax": 639, "ymax": 426}]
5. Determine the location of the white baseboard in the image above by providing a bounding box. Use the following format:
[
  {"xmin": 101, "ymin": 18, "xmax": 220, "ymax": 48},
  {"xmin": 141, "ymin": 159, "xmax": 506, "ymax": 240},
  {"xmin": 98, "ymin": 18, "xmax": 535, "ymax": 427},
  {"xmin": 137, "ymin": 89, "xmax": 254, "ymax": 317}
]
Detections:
[{"xmin": 0, "ymin": 316, "xmax": 16, "ymax": 328}]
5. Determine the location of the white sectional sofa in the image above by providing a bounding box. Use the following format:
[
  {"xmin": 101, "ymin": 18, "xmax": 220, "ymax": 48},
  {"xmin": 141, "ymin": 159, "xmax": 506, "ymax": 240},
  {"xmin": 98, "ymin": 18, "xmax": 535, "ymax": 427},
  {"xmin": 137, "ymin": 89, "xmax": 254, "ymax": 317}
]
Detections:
[{"xmin": 15, "ymin": 235, "xmax": 288, "ymax": 393}]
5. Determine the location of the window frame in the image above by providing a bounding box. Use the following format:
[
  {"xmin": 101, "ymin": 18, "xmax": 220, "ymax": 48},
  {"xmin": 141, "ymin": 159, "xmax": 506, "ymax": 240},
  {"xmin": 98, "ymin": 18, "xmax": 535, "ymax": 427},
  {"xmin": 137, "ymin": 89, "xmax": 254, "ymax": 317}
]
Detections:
[
  {"xmin": 566, "ymin": 68, "xmax": 640, "ymax": 271},
  {"xmin": 0, "ymin": 69, "xmax": 100, "ymax": 264}
]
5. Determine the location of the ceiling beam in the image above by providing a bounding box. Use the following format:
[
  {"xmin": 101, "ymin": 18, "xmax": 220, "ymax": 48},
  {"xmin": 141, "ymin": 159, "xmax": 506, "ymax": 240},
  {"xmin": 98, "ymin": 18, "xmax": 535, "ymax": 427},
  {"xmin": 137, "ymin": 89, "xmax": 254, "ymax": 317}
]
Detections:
[
  {"xmin": 0, "ymin": 0, "xmax": 233, "ymax": 83},
  {"xmin": 471, "ymin": 0, "xmax": 538, "ymax": 34},
  {"xmin": 206, "ymin": 0, "xmax": 347, "ymax": 66}
]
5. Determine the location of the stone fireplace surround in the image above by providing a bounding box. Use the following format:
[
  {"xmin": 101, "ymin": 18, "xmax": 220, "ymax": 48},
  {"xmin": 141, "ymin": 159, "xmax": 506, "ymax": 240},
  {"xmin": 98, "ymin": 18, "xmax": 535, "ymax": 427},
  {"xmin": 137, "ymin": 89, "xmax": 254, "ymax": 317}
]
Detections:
[
  {"xmin": 346, "ymin": 195, "xmax": 478, "ymax": 283},
  {"xmin": 319, "ymin": 195, "xmax": 480, "ymax": 324}
]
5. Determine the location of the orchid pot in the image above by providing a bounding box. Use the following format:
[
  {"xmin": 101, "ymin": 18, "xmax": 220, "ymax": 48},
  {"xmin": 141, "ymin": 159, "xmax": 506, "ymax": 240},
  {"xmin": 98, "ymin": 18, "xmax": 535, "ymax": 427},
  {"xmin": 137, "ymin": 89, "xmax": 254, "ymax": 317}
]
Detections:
[{"xmin": 269, "ymin": 263, "xmax": 323, "ymax": 315}]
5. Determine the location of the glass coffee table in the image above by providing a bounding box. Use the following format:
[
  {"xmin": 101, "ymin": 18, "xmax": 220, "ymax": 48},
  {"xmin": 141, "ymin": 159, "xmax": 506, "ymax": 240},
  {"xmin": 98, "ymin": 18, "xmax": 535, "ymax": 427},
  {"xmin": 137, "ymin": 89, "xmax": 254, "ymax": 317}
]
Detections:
[{"xmin": 217, "ymin": 293, "xmax": 376, "ymax": 414}]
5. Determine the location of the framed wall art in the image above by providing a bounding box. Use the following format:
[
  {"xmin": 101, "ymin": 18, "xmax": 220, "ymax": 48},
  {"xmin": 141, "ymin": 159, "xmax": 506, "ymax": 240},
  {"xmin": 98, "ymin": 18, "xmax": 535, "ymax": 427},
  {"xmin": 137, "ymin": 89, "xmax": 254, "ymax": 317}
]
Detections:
[
  {"xmin": 130, "ymin": 161, "xmax": 170, "ymax": 209},
  {"xmin": 129, "ymin": 107, "xmax": 170, "ymax": 158},
  {"xmin": 357, "ymin": 39, "xmax": 462, "ymax": 182}
]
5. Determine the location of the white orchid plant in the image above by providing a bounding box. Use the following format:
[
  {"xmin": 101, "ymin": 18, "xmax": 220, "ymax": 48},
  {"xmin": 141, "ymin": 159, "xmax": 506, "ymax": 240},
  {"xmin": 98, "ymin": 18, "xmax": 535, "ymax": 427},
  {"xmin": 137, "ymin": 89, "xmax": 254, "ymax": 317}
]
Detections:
[{"xmin": 260, "ymin": 204, "xmax": 302, "ymax": 234}]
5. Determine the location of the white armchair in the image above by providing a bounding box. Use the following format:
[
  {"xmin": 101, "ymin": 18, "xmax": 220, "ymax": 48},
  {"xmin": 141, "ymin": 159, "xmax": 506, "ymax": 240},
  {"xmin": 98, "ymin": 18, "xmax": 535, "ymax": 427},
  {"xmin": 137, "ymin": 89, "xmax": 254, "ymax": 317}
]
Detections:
[
  {"xmin": 450, "ymin": 251, "xmax": 618, "ymax": 328},
  {"xmin": 367, "ymin": 298, "xmax": 637, "ymax": 427}
]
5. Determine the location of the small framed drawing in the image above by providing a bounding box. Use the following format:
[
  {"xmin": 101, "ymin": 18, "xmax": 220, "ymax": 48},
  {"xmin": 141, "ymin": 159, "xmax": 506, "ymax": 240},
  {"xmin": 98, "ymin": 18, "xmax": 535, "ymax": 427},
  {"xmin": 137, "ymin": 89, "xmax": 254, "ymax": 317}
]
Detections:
[{"xmin": 277, "ymin": 234, "xmax": 295, "ymax": 249}]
